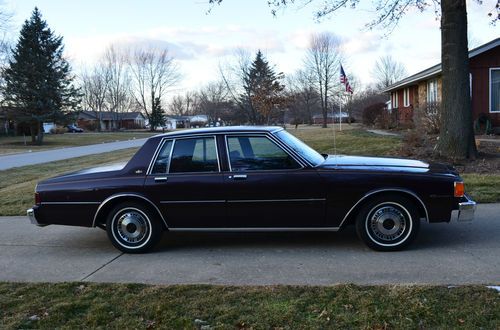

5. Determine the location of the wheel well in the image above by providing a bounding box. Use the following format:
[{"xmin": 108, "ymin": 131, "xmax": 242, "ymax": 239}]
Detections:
[
  {"xmin": 93, "ymin": 196, "xmax": 167, "ymax": 230},
  {"xmin": 342, "ymin": 190, "xmax": 428, "ymax": 227}
]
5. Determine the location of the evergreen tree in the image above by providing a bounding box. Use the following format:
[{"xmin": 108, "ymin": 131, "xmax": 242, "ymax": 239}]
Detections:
[
  {"xmin": 241, "ymin": 50, "xmax": 285, "ymax": 124},
  {"xmin": 150, "ymin": 97, "xmax": 165, "ymax": 130},
  {"xmin": 3, "ymin": 7, "xmax": 80, "ymax": 145}
]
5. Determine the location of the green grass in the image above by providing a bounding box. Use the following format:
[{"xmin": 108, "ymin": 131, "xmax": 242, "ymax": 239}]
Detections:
[
  {"xmin": 288, "ymin": 126, "xmax": 402, "ymax": 156},
  {"xmin": 0, "ymin": 148, "xmax": 138, "ymax": 216},
  {"xmin": 0, "ymin": 283, "xmax": 498, "ymax": 329},
  {"xmin": 0, "ymin": 132, "xmax": 157, "ymax": 155},
  {"xmin": 462, "ymin": 174, "xmax": 500, "ymax": 203}
]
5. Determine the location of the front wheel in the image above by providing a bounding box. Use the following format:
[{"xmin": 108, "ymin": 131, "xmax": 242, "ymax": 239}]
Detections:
[
  {"xmin": 355, "ymin": 195, "xmax": 420, "ymax": 251},
  {"xmin": 106, "ymin": 202, "xmax": 163, "ymax": 253}
]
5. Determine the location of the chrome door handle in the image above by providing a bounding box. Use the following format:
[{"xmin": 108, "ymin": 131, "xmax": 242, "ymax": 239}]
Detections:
[
  {"xmin": 154, "ymin": 176, "xmax": 168, "ymax": 182},
  {"xmin": 232, "ymin": 174, "xmax": 247, "ymax": 180}
]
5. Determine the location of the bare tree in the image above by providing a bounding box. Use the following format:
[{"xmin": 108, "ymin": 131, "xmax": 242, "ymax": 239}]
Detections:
[
  {"xmin": 169, "ymin": 91, "xmax": 198, "ymax": 116},
  {"xmin": 304, "ymin": 32, "xmax": 342, "ymax": 128},
  {"xmin": 197, "ymin": 81, "xmax": 230, "ymax": 121},
  {"xmin": 371, "ymin": 55, "xmax": 408, "ymax": 91},
  {"xmin": 286, "ymin": 69, "xmax": 320, "ymax": 125},
  {"xmin": 104, "ymin": 45, "xmax": 132, "ymax": 129},
  {"xmin": 128, "ymin": 47, "xmax": 180, "ymax": 130},
  {"xmin": 80, "ymin": 63, "xmax": 111, "ymax": 131}
]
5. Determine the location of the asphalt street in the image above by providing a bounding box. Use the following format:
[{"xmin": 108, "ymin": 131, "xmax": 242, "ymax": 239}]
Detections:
[
  {"xmin": 0, "ymin": 138, "xmax": 147, "ymax": 171},
  {"xmin": 1, "ymin": 203, "xmax": 499, "ymax": 285}
]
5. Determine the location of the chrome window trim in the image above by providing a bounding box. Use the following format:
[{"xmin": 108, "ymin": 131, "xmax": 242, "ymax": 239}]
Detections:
[
  {"xmin": 337, "ymin": 188, "xmax": 429, "ymax": 229},
  {"xmin": 224, "ymin": 133, "xmax": 306, "ymax": 172},
  {"xmin": 146, "ymin": 138, "xmax": 172, "ymax": 175},
  {"xmin": 92, "ymin": 193, "xmax": 168, "ymax": 228},
  {"xmin": 148, "ymin": 135, "xmax": 220, "ymax": 175},
  {"xmin": 268, "ymin": 132, "xmax": 313, "ymax": 167},
  {"xmin": 168, "ymin": 227, "xmax": 340, "ymax": 232}
]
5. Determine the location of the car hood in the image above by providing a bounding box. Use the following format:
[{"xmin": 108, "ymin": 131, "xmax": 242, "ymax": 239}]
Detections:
[{"xmin": 319, "ymin": 155, "xmax": 456, "ymax": 175}]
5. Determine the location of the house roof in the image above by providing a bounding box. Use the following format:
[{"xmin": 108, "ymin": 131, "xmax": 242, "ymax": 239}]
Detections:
[
  {"xmin": 383, "ymin": 37, "xmax": 500, "ymax": 93},
  {"xmin": 78, "ymin": 111, "xmax": 145, "ymax": 120}
]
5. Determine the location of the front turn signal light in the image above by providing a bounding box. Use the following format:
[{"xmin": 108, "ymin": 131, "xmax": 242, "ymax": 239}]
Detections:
[{"xmin": 454, "ymin": 181, "xmax": 465, "ymax": 198}]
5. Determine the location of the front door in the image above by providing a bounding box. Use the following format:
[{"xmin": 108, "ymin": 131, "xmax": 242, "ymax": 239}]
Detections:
[
  {"xmin": 144, "ymin": 136, "xmax": 226, "ymax": 228},
  {"xmin": 223, "ymin": 134, "xmax": 326, "ymax": 228}
]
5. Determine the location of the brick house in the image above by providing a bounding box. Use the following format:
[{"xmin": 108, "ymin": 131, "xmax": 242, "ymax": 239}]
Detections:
[{"xmin": 384, "ymin": 38, "xmax": 500, "ymax": 128}]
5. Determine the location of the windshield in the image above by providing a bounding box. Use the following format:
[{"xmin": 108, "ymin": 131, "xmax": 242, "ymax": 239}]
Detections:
[{"xmin": 275, "ymin": 130, "xmax": 325, "ymax": 166}]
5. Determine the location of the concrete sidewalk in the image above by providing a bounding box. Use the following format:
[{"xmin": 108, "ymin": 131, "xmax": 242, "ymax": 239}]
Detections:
[
  {"xmin": 0, "ymin": 138, "xmax": 147, "ymax": 171},
  {"xmin": 1, "ymin": 203, "xmax": 499, "ymax": 285}
]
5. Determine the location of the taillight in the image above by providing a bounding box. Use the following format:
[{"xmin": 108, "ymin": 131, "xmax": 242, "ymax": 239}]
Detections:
[
  {"xmin": 454, "ymin": 181, "xmax": 465, "ymax": 198},
  {"xmin": 35, "ymin": 192, "xmax": 41, "ymax": 205}
]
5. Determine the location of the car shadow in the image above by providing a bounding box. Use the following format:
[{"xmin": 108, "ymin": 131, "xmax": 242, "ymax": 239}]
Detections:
[
  {"xmin": 155, "ymin": 226, "xmax": 365, "ymax": 252},
  {"xmin": 152, "ymin": 220, "xmax": 499, "ymax": 253}
]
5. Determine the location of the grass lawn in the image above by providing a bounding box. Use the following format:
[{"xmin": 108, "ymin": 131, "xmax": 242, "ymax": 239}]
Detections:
[
  {"xmin": 0, "ymin": 148, "xmax": 138, "ymax": 216},
  {"xmin": 0, "ymin": 131, "xmax": 157, "ymax": 155},
  {"xmin": 288, "ymin": 124, "xmax": 402, "ymax": 156},
  {"xmin": 461, "ymin": 173, "xmax": 500, "ymax": 203},
  {"xmin": 1, "ymin": 283, "xmax": 498, "ymax": 329}
]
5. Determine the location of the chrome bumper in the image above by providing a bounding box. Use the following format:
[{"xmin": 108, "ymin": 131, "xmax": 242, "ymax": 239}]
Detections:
[
  {"xmin": 27, "ymin": 208, "xmax": 46, "ymax": 227},
  {"xmin": 455, "ymin": 195, "xmax": 476, "ymax": 222}
]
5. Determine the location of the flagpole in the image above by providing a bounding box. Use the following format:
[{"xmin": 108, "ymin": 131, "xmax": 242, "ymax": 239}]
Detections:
[{"xmin": 339, "ymin": 94, "xmax": 342, "ymax": 131}]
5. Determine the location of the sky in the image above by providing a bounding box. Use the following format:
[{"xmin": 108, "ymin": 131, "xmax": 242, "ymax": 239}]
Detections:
[{"xmin": 3, "ymin": 0, "xmax": 499, "ymax": 95}]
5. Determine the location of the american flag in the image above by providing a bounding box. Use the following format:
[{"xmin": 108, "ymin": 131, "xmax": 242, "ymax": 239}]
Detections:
[{"xmin": 340, "ymin": 64, "xmax": 353, "ymax": 94}]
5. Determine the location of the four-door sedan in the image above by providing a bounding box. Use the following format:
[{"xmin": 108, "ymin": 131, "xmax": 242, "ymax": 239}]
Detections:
[{"xmin": 27, "ymin": 126, "xmax": 476, "ymax": 253}]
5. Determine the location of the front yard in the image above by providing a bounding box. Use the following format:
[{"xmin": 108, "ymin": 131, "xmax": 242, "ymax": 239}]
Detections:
[{"xmin": 1, "ymin": 283, "xmax": 498, "ymax": 329}]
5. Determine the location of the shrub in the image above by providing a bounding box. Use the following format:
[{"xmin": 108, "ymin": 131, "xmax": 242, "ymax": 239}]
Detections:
[
  {"xmin": 362, "ymin": 102, "xmax": 385, "ymax": 126},
  {"xmin": 415, "ymin": 102, "xmax": 441, "ymax": 134},
  {"xmin": 49, "ymin": 127, "xmax": 66, "ymax": 134}
]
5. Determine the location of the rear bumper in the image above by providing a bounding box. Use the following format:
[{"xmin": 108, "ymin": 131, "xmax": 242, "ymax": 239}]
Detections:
[
  {"xmin": 27, "ymin": 207, "xmax": 47, "ymax": 227},
  {"xmin": 454, "ymin": 194, "xmax": 476, "ymax": 222}
]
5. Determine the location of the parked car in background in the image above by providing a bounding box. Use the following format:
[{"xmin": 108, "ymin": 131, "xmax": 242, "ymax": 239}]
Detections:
[
  {"xmin": 66, "ymin": 124, "xmax": 83, "ymax": 133},
  {"xmin": 27, "ymin": 126, "xmax": 475, "ymax": 253}
]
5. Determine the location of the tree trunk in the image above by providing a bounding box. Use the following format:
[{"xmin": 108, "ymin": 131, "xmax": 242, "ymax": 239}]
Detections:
[
  {"xmin": 36, "ymin": 121, "xmax": 44, "ymax": 146},
  {"xmin": 30, "ymin": 122, "xmax": 36, "ymax": 144},
  {"xmin": 437, "ymin": 0, "xmax": 477, "ymax": 159}
]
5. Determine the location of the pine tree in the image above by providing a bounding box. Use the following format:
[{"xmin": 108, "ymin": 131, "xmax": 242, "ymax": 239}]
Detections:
[
  {"xmin": 242, "ymin": 50, "xmax": 285, "ymax": 124},
  {"xmin": 3, "ymin": 7, "xmax": 80, "ymax": 145},
  {"xmin": 150, "ymin": 97, "xmax": 165, "ymax": 130}
]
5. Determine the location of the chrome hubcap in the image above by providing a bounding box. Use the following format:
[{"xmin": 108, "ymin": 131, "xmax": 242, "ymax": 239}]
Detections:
[
  {"xmin": 369, "ymin": 206, "xmax": 407, "ymax": 242},
  {"xmin": 116, "ymin": 211, "xmax": 148, "ymax": 244}
]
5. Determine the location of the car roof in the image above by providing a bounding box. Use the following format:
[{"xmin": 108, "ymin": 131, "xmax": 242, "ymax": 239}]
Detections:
[{"xmin": 152, "ymin": 126, "xmax": 284, "ymax": 138}]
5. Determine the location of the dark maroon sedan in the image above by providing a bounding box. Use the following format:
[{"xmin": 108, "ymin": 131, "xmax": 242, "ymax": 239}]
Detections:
[{"xmin": 28, "ymin": 126, "xmax": 475, "ymax": 253}]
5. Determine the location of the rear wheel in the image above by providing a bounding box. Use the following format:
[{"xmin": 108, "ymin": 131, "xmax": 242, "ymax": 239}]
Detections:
[
  {"xmin": 106, "ymin": 201, "xmax": 163, "ymax": 253},
  {"xmin": 355, "ymin": 195, "xmax": 420, "ymax": 251}
]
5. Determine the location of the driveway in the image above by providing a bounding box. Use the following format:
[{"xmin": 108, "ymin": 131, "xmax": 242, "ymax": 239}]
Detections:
[
  {"xmin": 1, "ymin": 203, "xmax": 499, "ymax": 285},
  {"xmin": 0, "ymin": 138, "xmax": 147, "ymax": 171}
]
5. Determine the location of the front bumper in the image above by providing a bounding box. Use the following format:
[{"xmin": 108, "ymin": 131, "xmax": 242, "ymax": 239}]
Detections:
[
  {"xmin": 455, "ymin": 194, "xmax": 476, "ymax": 222},
  {"xmin": 27, "ymin": 207, "xmax": 47, "ymax": 227}
]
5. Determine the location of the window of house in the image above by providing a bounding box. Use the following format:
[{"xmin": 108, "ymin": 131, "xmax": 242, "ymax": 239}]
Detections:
[
  {"xmin": 168, "ymin": 137, "xmax": 219, "ymax": 173},
  {"xmin": 427, "ymin": 79, "xmax": 438, "ymax": 104},
  {"xmin": 227, "ymin": 136, "xmax": 300, "ymax": 171},
  {"xmin": 391, "ymin": 92, "xmax": 398, "ymax": 108},
  {"xmin": 490, "ymin": 68, "xmax": 500, "ymax": 113},
  {"xmin": 403, "ymin": 88, "xmax": 410, "ymax": 107}
]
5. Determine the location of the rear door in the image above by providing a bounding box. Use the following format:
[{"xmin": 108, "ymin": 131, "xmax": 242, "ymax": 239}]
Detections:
[{"xmin": 144, "ymin": 136, "xmax": 226, "ymax": 228}]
